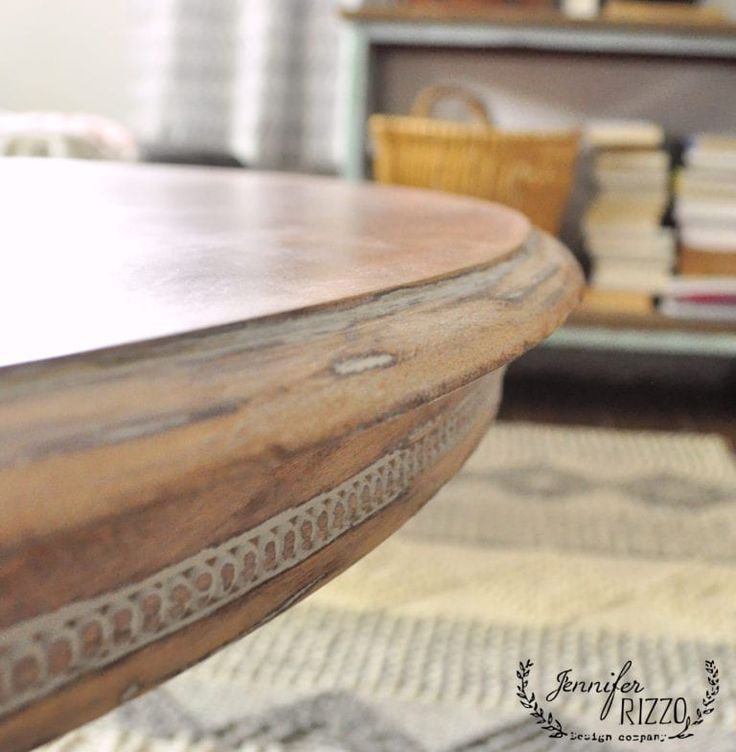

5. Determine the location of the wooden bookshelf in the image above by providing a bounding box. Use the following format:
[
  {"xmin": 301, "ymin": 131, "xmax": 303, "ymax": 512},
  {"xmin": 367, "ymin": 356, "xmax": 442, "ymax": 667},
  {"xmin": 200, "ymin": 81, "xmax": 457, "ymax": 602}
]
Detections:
[
  {"xmin": 568, "ymin": 308, "xmax": 736, "ymax": 333},
  {"xmin": 544, "ymin": 308, "xmax": 736, "ymax": 356},
  {"xmin": 340, "ymin": 3, "xmax": 736, "ymax": 358},
  {"xmin": 342, "ymin": 4, "xmax": 736, "ymax": 36},
  {"xmin": 340, "ymin": 3, "xmax": 736, "ymax": 180}
]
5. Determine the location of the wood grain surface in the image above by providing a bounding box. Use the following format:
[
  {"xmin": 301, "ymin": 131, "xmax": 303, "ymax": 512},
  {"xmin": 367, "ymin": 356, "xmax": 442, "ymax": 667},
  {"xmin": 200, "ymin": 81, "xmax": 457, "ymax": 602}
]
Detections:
[
  {"xmin": 0, "ymin": 160, "xmax": 528, "ymax": 369},
  {"xmin": 341, "ymin": 2, "xmax": 736, "ymax": 33},
  {"xmin": 0, "ymin": 161, "xmax": 583, "ymax": 751}
]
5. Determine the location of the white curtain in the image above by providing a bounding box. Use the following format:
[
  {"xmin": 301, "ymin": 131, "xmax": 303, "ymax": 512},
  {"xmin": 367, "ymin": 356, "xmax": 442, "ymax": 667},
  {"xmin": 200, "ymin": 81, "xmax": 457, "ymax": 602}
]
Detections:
[{"xmin": 133, "ymin": 0, "xmax": 342, "ymax": 171}]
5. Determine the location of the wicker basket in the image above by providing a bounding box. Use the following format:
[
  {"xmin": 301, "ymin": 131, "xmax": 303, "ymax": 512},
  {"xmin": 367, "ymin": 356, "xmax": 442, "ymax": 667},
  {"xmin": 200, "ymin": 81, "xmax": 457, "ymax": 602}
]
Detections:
[{"xmin": 370, "ymin": 86, "xmax": 580, "ymax": 235}]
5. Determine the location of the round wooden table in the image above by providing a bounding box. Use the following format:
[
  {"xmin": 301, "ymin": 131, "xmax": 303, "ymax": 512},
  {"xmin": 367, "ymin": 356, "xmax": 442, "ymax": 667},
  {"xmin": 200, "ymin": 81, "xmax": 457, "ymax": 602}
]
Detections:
[{"xmin": 0, "ymin": 160, "xmax": 582, "ymax": 751}]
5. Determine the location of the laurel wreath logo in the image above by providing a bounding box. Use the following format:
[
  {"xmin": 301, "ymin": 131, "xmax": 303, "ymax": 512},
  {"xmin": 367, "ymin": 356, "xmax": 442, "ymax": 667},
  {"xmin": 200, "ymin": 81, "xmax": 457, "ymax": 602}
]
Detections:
[
  {"xmin": 516, "ymin": 659, "xmax": 719, "ymax": 743},
  {"xmin": 669, "ymin": 660, "xmax": 720, "ymax": 740},
  {"xmin": 516, "ymin": 659, "xmax": 568, "ymax": 739}
]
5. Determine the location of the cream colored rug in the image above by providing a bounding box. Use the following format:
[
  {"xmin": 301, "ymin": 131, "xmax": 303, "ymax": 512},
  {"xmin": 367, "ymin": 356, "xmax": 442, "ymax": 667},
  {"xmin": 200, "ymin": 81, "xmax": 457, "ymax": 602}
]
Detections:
[{"xmin": 39, "ymin": 422, "xmax": 736, "ymax": 752}]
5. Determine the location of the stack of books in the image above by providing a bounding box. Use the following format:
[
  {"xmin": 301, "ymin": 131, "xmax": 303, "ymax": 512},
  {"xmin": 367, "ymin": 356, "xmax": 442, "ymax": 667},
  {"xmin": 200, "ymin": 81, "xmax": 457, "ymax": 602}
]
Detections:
[
  {"xmin": 674, "ymin": 134, "xmax": 736, "ymax": 278},
  {"xmin": 660, "ymin": 278, "xmax": 736, "ymax": 321},
  {"xmin": 581, "ymin": 120, "xmax": 674, "ymax": 313},
  {"xmin": 661, "ymin": 134, "xmax": 736, "ymax": 320}
]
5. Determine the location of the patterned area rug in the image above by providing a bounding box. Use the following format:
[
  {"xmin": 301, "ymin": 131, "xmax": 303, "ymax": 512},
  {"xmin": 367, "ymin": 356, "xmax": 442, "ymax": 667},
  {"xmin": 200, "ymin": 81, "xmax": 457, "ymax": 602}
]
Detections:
[{"xmin": 39, "ymin": 422, "xmax": 736, "ymax": 752}]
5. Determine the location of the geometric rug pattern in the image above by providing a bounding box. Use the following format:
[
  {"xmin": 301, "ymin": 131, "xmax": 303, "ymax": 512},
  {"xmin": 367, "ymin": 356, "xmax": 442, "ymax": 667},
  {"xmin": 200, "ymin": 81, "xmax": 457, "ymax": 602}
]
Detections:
[{"xmin": 37, "ymin": 422, "xmax": 736, "ymax": 752}]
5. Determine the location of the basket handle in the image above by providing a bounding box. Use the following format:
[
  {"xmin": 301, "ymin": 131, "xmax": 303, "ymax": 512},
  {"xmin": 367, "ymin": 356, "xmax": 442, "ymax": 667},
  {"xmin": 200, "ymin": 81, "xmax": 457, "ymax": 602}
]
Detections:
[{"xmin": 410, "ymin": 86, "xmax": 491, "ymax": 124}]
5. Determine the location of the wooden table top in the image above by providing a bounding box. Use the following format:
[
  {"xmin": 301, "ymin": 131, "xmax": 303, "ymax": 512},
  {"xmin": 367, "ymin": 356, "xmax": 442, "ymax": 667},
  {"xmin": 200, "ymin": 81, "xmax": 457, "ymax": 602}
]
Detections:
[
  {"xmin": 0, "ymin": 160, "xmax": 528, "ymax": 370},
  {"xmin": 0, "ymin": 161, "xmax": 582, "ymax": 752}
]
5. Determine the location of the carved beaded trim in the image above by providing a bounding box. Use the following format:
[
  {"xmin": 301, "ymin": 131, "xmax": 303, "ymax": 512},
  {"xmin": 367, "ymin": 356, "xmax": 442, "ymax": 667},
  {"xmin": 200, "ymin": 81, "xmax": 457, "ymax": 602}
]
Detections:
[{"xmin": 0, "ymin": 390, "xmax": 488, "ymax": 718}]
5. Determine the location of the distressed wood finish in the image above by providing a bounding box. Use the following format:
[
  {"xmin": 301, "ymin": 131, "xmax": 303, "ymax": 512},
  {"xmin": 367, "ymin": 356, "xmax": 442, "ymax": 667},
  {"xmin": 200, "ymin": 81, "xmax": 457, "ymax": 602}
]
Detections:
[{"xmin": 0, "ymin": 161, "xmax": 583, "ymax": 751}]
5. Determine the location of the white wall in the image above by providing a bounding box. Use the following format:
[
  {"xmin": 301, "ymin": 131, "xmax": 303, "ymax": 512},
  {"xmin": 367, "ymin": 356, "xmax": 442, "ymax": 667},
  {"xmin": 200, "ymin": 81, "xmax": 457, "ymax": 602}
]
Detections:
[
  {"xmin": 0, "ymin": 0, "xmax": 132, "ymax": 124},
  {"xmin": 375, "ymin": 48, "xmax": 736, "ymax": 137}
]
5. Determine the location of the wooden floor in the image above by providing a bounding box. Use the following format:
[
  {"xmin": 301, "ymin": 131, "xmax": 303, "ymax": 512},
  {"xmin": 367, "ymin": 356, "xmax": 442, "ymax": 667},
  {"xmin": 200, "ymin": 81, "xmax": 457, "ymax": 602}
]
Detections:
[{"xmin": 499, "ymin": 348, "xmax": 736, "ymax": 448}]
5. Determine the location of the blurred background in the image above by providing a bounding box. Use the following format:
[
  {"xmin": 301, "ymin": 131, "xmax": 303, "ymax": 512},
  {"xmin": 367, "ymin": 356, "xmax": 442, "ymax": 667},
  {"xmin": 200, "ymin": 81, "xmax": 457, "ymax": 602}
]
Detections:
[{"xmin": 2, "ymin": 1, "xmax": 736, "ymax": 749}]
